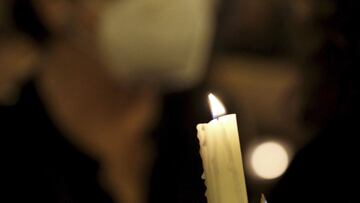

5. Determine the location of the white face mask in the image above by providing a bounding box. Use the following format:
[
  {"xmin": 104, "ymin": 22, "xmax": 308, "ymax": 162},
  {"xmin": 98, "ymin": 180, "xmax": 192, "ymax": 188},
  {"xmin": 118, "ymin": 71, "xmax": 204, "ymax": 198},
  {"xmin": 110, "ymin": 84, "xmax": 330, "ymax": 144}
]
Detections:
[{"xmin": 98, "ymin": 0, "xmax": 215, "ymax": 91}]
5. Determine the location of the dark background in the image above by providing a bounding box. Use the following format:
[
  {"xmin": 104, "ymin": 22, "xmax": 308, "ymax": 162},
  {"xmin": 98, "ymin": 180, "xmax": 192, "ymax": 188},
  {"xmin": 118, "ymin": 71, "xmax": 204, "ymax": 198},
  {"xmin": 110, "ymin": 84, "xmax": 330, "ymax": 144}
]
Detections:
[{"xmin": 2, "ymin": 0, "xmax": 359, "ymax": 202}]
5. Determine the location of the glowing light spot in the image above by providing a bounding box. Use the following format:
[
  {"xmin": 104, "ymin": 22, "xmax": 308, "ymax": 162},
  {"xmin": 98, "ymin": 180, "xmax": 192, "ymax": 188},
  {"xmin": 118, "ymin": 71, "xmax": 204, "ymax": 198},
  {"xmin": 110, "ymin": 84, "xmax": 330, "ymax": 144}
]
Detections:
[{"xmin": 251, "ymin": 142, "xmax": 289, "ymax": 179}]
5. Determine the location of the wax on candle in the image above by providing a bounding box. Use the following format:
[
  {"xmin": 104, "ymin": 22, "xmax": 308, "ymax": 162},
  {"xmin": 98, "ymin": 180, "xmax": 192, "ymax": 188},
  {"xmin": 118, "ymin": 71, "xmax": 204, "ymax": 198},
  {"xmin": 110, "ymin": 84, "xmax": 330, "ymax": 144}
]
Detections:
[{"xmin": 196, "ymin": 94, "xmax": 248, "ymax": 203}]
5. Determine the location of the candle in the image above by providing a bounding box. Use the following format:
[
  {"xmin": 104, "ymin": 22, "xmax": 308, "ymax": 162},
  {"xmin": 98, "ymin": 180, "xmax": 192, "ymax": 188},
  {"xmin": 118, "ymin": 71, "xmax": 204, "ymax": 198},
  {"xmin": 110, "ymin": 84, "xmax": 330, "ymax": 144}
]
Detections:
[
  {"xmin": 196, "ymin": 93, "xmax": 248, "ymax": 203},
  {"xmin": 260, "ymin": 194, "xmax": 267, "ymax": 203}
]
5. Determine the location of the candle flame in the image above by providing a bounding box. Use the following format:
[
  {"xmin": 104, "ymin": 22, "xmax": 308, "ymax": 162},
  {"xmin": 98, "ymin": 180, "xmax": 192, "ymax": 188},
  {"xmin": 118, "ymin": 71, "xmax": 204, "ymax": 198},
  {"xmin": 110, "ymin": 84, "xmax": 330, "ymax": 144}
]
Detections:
[{"xmin": 208, "ymin": 93, "xmax": 226, "ymax": 118}]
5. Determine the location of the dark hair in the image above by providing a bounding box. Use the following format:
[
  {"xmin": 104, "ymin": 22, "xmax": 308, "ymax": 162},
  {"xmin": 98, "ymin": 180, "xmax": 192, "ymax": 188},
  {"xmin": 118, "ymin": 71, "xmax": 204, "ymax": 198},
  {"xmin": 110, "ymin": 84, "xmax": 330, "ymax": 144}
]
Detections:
[
  {"xmin": 11, "ymin": 0, "xmax": 49, "ymax": 44},
  {"xmin": 303, "ymin": 0, "xmax": 360, "ymax": 127}
]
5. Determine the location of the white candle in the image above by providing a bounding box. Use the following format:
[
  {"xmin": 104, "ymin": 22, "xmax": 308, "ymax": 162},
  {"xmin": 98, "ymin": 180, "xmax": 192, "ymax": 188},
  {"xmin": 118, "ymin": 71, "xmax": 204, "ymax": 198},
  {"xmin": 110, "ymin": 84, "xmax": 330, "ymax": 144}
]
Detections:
[
  {"xmin": 196, "ymin": 93, "xmax": 248, "ymax": 203},
  {"xmin": 260, "ymin": 194, "xmax": 267, "ymax": 203}
]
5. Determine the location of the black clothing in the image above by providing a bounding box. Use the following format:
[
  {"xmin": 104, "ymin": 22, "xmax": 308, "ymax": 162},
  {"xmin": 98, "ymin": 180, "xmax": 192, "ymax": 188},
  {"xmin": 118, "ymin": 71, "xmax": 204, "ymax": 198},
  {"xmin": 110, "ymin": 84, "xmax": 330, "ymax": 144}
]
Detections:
[
  {"xmin": 0, "ymin": 82, "xmax": 114, "ymax": 203},
  {"xmin": 268, "ymin": 116, "xmax": 358, "ymax": 202}
]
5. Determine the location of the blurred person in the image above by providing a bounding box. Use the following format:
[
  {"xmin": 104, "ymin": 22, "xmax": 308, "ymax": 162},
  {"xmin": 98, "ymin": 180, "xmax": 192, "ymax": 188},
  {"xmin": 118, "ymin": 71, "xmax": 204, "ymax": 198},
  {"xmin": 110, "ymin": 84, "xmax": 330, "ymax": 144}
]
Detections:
[
  {"xmin": 0, "ymin": 34, "xmax": 38, "ymax": 104},
  {"xmin": 0, "ymin": 1, "xmax": 39, "ymax": 105},
  {"xmin": 267, "ymin": 0, "xmax": 359, "ymax": 202},
  {"xmin": 1, "ymin": 0, "xmax": 215, "ymax": 203},
  {"xmin": 1, "ymin": 1, "xmax": 158, "ymax": 203}
]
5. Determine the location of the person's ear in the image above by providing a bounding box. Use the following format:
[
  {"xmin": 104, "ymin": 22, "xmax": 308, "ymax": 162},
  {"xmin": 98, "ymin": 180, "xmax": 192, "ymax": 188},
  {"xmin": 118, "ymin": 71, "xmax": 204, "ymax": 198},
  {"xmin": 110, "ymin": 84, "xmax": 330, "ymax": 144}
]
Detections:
[{"xmin": 31, "ymin": 0, "xmax": 74, "ymax": 34}]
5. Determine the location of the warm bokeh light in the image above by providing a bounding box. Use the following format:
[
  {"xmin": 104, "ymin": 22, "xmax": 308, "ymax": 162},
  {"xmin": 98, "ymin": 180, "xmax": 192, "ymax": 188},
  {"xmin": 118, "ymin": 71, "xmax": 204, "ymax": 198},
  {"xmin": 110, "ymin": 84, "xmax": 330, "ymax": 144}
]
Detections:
[
  {"xmin": 251, "ymin": 141, "xmax": 289, "ymax": 179},
  {"xmin": 208, "ymin": 93, "xmax": 226, "ymax": 118}
]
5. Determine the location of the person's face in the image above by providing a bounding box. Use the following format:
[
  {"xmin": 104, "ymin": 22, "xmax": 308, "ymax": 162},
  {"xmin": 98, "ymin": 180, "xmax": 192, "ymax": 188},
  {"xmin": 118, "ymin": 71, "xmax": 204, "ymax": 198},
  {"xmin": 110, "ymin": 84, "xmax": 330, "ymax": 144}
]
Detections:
[{"xmin": 34, "ymin": 0, "xmax": 216, "ymax": 91}]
